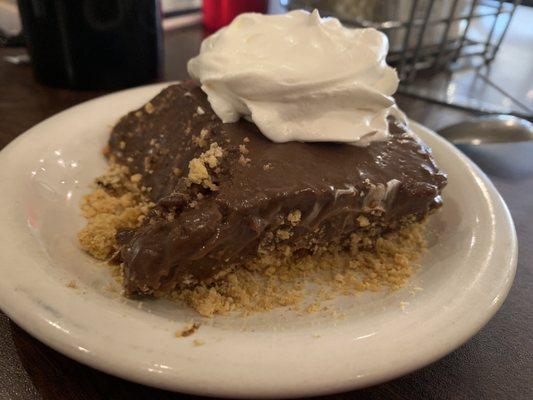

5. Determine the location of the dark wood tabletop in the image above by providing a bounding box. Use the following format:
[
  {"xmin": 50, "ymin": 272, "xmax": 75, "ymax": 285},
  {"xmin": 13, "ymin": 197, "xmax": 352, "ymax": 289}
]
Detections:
[{"xmin": 1, "ymin": 22, "xmax": 532, "ymax": 400}]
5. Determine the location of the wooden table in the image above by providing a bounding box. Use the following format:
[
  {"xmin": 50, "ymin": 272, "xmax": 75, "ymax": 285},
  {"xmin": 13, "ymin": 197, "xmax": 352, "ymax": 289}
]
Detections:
[{"xmin": 1, "ymin": 23, "xmax": 532, "ymax": 400}]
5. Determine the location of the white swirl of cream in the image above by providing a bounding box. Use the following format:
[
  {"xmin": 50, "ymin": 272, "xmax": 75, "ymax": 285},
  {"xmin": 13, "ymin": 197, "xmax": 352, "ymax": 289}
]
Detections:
[{"xmin": 188, "ymin": 9, "xmax": 406, "ymax": 145}]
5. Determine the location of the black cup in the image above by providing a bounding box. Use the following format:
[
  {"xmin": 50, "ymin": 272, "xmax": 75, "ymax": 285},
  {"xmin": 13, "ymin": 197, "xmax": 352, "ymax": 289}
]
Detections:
[{"xmin": 17, "ymin": 0, "xmax": 162, "ymax": 89}]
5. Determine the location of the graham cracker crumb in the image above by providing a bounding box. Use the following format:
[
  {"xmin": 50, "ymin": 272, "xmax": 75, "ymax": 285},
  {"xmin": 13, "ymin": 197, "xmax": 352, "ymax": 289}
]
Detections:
[
  {"xmin": 357, "ymin": 215, "xmax": 370, "ymax": 227},
  {"xmin": 193, "ymin": 339, "xmax": 205, "ymax": 347},
  {"xmin": 201, "ymin": 142, "xmax": 223, "ymax": 168},
  {"xmin": 263, "ymin": 163, "xmax": 272, "ymax": 171},
  {"xmin": 306, "ymin": 302, "xmax": 321, "ymax": 313},
  {"xmin": 196, "ymin": 106, "xmax": 205, "ymax": 115},
  {"xmin": 409, "ymin": 286, "xmax": 424, "ymax": 295},
  {"xmin": 239, "ymin": 144, "xmax": 249, "ymax": 155},
  {"xmin": 66, "ymin": 280, "xmax": 78, "ymax": 289},
  {"xmin": 192, "ymin": 129, "xmax": 209, "ymax": 148},
  {"xmin": 243, "ymin": 137, "xmax": 250, "ymax": 143},
  {"xmin": 287, "ymin": 210, "xmax": 301, "ymax": 226},
  {"xmin": 175, "ymin": 322, "xmax": 200, "ymax": 338},
  {"xmin": 144, "ymin": 103, "xmax": 155, "ymax": 114},
  {"xmin": 78, "ymin": 196, "xmax": 145, "ymax": 259},
  {"xmin": 239, "ymin": 154, "xmax": 251, "ymax": 166},
  {"xmin": 276, "ymin": 229, "xmax": 292, "ymax": 240},
  {"xmin": 187, "ymin": 158, "xmax": 210, "ymax": 185},
  {"xmin": 78, "ymin": 161, "xmax": 153, "ymax": 260},
  {"xmin": 130, "ymin": 173, "xmax": 142, "ymax": 183},
  {"xmin": 187, "ymin": 143, "xmax": 224, "ymax": 191}
]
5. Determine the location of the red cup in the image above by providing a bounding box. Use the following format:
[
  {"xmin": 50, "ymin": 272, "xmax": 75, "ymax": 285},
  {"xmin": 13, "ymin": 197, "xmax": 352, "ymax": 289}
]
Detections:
[{"xmin": 203, "ymin": 0, "xmax": 268, "ymax": 31}]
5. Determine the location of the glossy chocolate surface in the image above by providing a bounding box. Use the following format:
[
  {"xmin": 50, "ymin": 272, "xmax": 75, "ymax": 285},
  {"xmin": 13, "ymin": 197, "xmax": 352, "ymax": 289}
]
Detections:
[{"xmin": 108, "ymin": 82, "xmax": 447, "ymax": 295}]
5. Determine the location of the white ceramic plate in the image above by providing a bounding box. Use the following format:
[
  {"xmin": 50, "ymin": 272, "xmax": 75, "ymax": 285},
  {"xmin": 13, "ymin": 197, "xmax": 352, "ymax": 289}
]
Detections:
[{"xmin": 0, "ymin": 83, "xmax": 517, "ymax": 398}]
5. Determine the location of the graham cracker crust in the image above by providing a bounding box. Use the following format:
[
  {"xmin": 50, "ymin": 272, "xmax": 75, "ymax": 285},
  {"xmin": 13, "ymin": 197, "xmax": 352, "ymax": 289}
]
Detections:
[{"xmin": 78, "ymin": 164, "xmax": 428, "ymax": 317}]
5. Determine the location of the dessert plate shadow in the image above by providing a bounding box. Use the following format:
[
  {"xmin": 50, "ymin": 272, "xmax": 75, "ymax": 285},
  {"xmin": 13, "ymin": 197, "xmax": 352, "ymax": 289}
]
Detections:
[{"xmin": 0, "ymin": 83, "xmax": 517, "ymax": 398}]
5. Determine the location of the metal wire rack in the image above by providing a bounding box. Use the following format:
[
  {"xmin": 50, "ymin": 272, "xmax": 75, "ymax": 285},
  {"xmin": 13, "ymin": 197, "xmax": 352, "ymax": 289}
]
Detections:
[
  {"xmin": 285, "ymin": 0, "xmax": 520, "ymax": 80},
  {"xmin": 283, "ymin": 0, "xmax": 529, "ymax": 117}
]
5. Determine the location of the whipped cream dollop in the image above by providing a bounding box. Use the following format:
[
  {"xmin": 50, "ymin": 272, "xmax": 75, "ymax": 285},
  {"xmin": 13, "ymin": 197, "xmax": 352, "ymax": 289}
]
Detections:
[{"xmin": 188, "ymin": 9, "xmax": 406, "ymax": 145}]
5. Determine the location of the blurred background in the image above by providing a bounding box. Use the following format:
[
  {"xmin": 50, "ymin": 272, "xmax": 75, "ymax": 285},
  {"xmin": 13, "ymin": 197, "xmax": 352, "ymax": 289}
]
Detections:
[{"xmin": 1, "ymin": 0, "xmax": 532, "ymax": 118}]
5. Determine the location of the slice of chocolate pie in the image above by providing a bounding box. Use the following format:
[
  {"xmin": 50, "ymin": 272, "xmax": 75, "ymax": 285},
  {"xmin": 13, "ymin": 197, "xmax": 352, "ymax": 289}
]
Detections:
[
  {"xmin": 79, "ymin": 10, "xmax": 448, "ymax": 309},
  {"xmin": 102, "ymin": 81, "xmax": 446, "ymax": 296}
]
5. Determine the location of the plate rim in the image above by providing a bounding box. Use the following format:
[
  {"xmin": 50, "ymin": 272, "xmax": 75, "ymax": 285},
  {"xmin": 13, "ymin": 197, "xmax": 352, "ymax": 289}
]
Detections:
[{"xmin": 0, "ymin": 83, "xmax": 518, "ymax": 398}]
